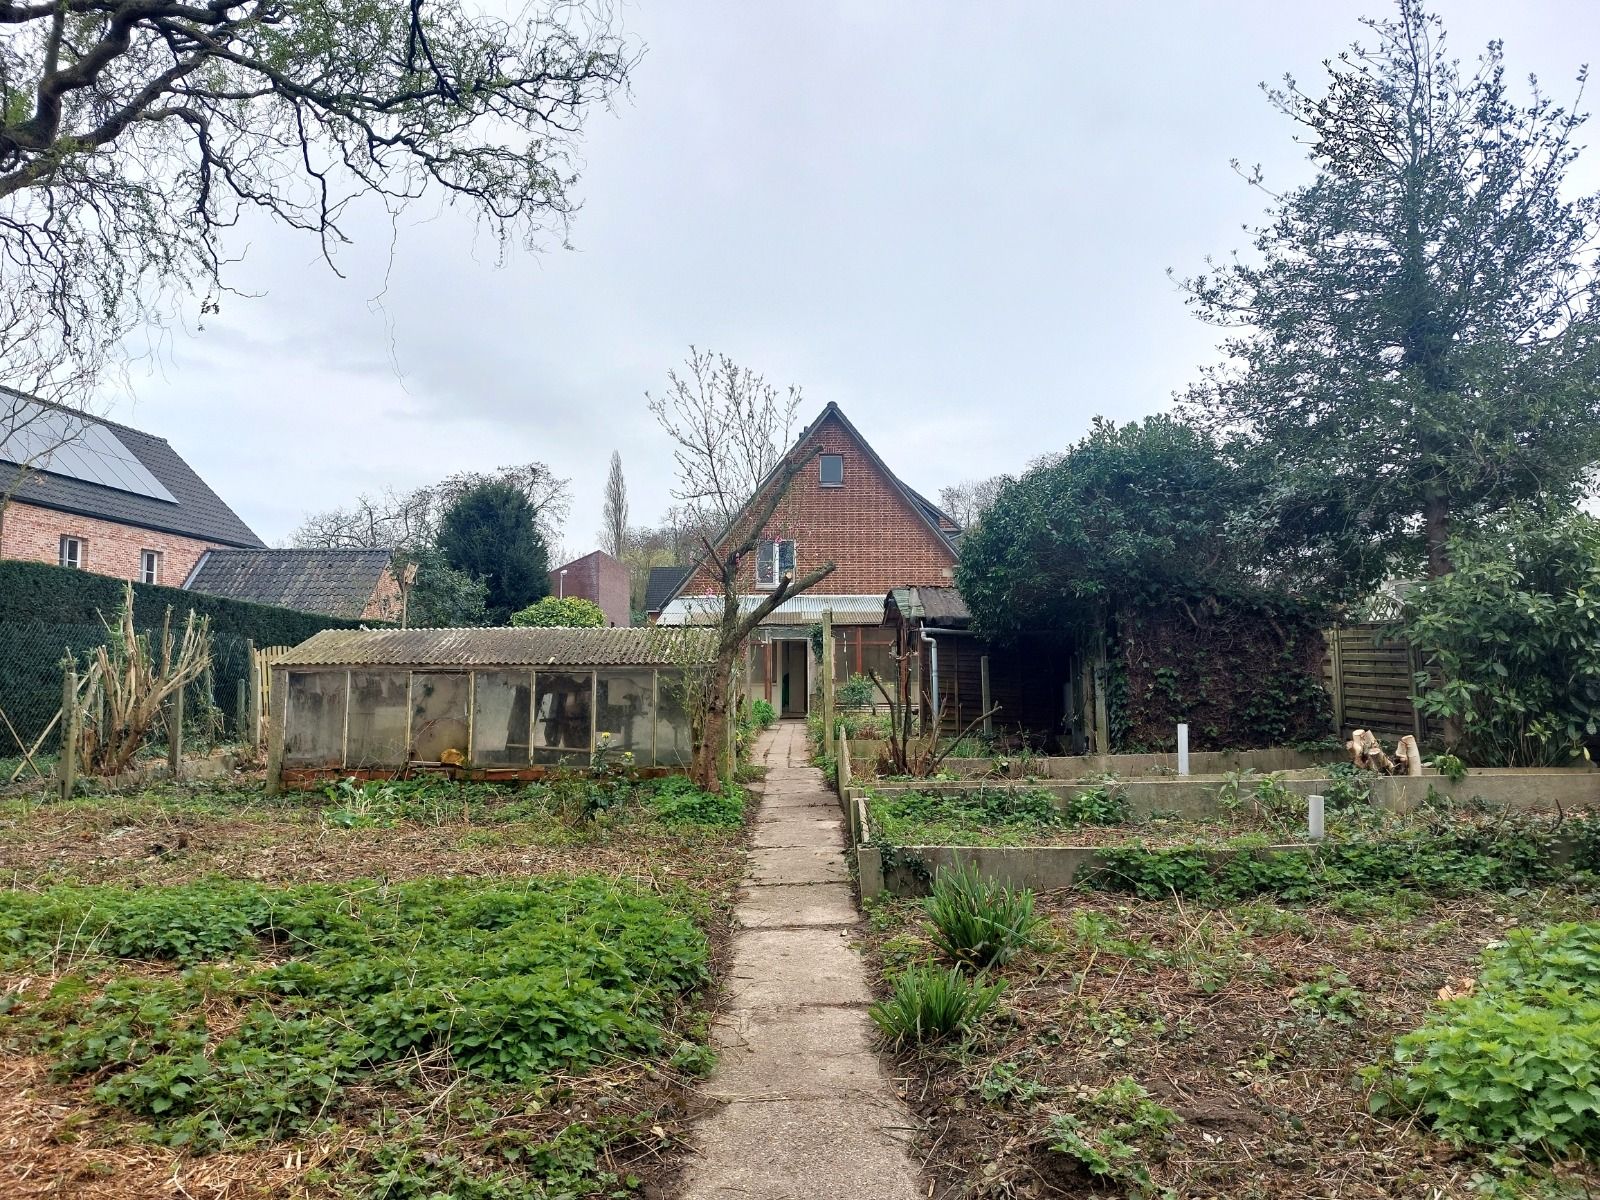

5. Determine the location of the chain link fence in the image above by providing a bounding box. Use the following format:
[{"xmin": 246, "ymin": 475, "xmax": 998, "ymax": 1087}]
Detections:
[{"xmin": 0, "ymin": 621, "xmax": 258, "ymax": 756}]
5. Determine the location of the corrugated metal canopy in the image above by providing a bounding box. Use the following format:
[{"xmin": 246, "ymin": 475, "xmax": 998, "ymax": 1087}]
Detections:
[
  {"xmin": 656, "ymin": 593, "xmax": 885, "ymax": 627},
  {"xmin": 276, "ymin": 625, "xmax": 716, "ymax": 668},
  {"xmin": 887, "ymin": 586, "xmax": 971, "ymax": 626}
]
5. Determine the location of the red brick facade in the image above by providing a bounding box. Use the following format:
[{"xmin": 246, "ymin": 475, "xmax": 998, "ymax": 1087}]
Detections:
[
  {"xmin": 550, "ymin": 550, "xmax": 632, "ymax": 627},
  {"xmin": 0, "ymin": 501, "xmax": 227, "ymax": 586},
  {"xmin": 679, "ymin": 408, "xmax": 957, "ymax": 597},
  {"xmin": 364, "ymin": 566, "xmax": 405, "ymax": 622}
]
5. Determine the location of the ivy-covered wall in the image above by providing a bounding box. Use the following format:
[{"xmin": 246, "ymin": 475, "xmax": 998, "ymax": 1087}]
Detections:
[
  {"xmin": 1108, "ymin": 593, "xmax": 1332, "ymax": 753},
  {"xmin": 0, "ymin": 560, "xmax": 369, "ymax": 753}
]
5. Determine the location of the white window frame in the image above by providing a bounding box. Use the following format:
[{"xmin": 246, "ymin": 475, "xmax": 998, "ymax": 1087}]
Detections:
[
  {"xmin": 59, "ymin": 535, "xmax": 83, "ymax": 569},
  {"xmin": 140, "ymin": 549, "xmax": 162, "ymax": 585},
  {"xmin": 754, "ymin": 539, "xmax": 796, "ymax": 589},
  {"xmin": 819, "ymin": 454, "xmax": 844, "ymax": 487}
]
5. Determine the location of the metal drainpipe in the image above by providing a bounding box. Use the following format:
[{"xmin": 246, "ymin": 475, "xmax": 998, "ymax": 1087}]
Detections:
[{"xmin": 920, "ymin": 626, "xmax": 980, "ymax": 729}]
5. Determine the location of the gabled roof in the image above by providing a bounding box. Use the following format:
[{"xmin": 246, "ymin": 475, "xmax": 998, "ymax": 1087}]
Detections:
[
  {"xmin": 552, "ymin": 548, "xmax": 623, "ymax": 573},
  {"xmin": 658, "ymin": 402, "xmax": 962, "ymax": 610},
  {"xmin": 0, "ymin": 387, "xmax": 263, "ymax": 548},
  {"xmin": 277, "ymin": 625, "xmax": 715, "ymax": 668},
  {"xmin": 645, "ymin": 565, "xmax": 689, "ymax": 614},
  {"xmin": 185, "ymin": 548, "xmax": 393, "ymax": 618}
]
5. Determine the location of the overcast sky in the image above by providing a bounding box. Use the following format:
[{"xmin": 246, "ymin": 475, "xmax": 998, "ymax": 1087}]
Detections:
[{"xmin": 105, "ymin": 0, "xmax": 1600, "ymax": 558}]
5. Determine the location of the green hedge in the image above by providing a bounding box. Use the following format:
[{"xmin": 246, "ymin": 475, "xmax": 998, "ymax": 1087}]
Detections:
[{"xmin": 0, "ymin": 560, "xmax": 367, "ymax": 754}]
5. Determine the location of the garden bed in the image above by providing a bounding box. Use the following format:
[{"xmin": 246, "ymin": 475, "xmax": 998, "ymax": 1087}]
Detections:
[
  {"xmin": 0, "ymin": 771, "xmax": 750, "ymax": 1199},
  {"xmin": 863, "ymin": 882, "xmax": 1600, "ymax": 1198}
]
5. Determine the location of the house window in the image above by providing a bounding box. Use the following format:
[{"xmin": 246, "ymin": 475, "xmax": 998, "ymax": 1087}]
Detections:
[
  {"xmin": 59, "ymin": 536, "xmax": 83, "ymax": 569},
  {"xmin": 140, "ymin": 549, "xmax": 162, "ymax": 585},
  {"xmin": 819, "ymin": 454, "xmax": 844, "ymax": 487},
  {"xmin": 755, "ymin": 539, "xmax": 796, "ymax": 588}
]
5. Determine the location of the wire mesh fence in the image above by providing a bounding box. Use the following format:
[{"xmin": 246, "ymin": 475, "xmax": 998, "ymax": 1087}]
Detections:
[{"xmin": 0, "ymin": 621, "xmax": 258, "ymax": 755}]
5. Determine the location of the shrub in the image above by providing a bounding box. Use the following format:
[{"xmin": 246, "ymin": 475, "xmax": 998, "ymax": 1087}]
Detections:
[
  {"xmin": 1377, "ymin": 923, "xmax": 1600, "ymax": 1157},
  {"xmin": 750, "ymin": 699, "xmax": 776, "ymax": 729},
  {"xmin": 922, "ymin": 864, "xmax": 1040, "ymax": 969},
  {"xmin": 836, "ymin": 674, "xmax": 875, "ymax": 710},
  {"xmin": 509, "ymin": 596, "xmax": 605, "ymax": 627},
  {"xmin": 1405, "ymin": 510, "xmax": 1600, "ymax": 766},
  {"xmin": 869, "ymin": 966, "xmax": 1005, "ymax": 1047}
]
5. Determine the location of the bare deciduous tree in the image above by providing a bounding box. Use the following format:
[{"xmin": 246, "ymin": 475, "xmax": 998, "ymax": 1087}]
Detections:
[
  {"xmin": 601, "ymin": 450, "xmax": 627, "ymax": 558},
  {"xmin": 937, "ymin": 475, "xmax": 1006, "ymax": 530},
  {"xmin": 649, "ymin": 349, "xmax": 835, "ymax": 789},
  {"xmin": 0, "ymin": 1, "xmax": 635, "ymax": 399}
]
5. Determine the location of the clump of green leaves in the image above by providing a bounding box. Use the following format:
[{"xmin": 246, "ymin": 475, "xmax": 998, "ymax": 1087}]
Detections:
[
  {"xmin": 977, "ymin": 1059, "xmax": 1048, "ymax": 1106},
  {"xmin": 1046, "ymin": 1078, "xmax": 1181, "ymax": 1190},
  {"xmin": 1291, "ymin": 968, "xmax": 1363, "ymax": 1023},
  {"xmin": 869, "ymin": 966, "xmax": 1006, "ymax": 1047},
  {"xmin": 750, "ymin": 699, "xmax": 776, "ymax": 729},
  {"xmin": 922, "ymin": 864, "xmax": 1041, "ymax": 969},
  {"xmin": 646, "ymin": 775, "xmax": 744, "ymax": 827},
  {"xmin": 869, "ymin": 785, "xmax": 1125, "ymax": 847},
  {"xmin": 1, "ymin": 875, "xmax": 711, "ymax": 1151},
  {"xmin": 1374, "ymin": 922, "xmax": 1600, "ymax": 1157}
]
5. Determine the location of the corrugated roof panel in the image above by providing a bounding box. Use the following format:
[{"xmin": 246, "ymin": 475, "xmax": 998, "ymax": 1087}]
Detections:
[
  {"xmin": 276, "ymin": 625, "xmax": 717, "ymax": 668},
  {"xmin": 657, "ymin": 593, "xmax": 885, "ymax": 627}
]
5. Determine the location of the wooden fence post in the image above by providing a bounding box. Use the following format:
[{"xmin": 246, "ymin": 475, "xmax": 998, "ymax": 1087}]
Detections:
[
  {"xmin": 980, "ymin": 655, "xmax": 992, "ymax": 737},
  {"xmin": 247, "ymin": 640, "xmax": 261, "ymax": 750},
  {"xmin": 1091, "ymin": 634, "xmax": 1110, "ymax": 755},
  {"xmin": 167, "ymin": 685, "xmax": 184, "ymax": 780},
  {"xmin": 265, "ymin": 666, "xmax": 286, "ymax": 794},
  {"xmin": 58, "ymin": 662, "xmax": 79, "ymax": 802},
  {"xmin": 1327, "ymin": 625, "xmax": 1346, "ymax": 735},
  {"xmin": 235, "ymin": 678, "xmax": 248, "ymax": 740},
  {"xmin": 820, "ymin": 608, "xmax": 835, "ymax": 756}
]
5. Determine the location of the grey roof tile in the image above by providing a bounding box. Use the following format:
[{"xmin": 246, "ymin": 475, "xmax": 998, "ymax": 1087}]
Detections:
[{"xmin": 185, "ymin": 548, "xmax": 393, "ymax": 618}]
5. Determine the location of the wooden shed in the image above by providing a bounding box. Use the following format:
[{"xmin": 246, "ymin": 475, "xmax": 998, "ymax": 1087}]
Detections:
[
  {"xmin": 884, "ymin": 587, "xmax": 1075, "ymax": 750},
  {"xmin": 266, "ymin": 626, "xmax": 714, "ymax": 789}
]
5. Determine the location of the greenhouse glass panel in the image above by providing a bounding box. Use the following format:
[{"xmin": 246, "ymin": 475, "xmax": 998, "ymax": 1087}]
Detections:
[
  {"xmin": 596, "ymin": 670, "xmax": 654, "ymax": 763},
  {"xmin": 473, "ymin": 670, "xmax": 532, "ymax": 766},
  {"xmin": 533, "ymin": 671, "xmax": 593, "ymax": 765},
  {"xmin": 283, "ymin": 671, "xmax": 348, "ymax": 766},
  {"xmin": 653, "ymin": 671, "xmax": 693, "ymax": 767},
  {"xmin": 410, "ymin": 672, "xmax": 470, "ymax": 763},
  {"xmin": 347, "ymin": 671, "xmax": 409, "ymax": 767}
]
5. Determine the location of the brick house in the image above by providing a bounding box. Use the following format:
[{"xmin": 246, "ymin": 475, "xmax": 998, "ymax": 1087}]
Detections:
[
  {"xmin": 655, "ymin": 402, "xmax": 961, "ymax": 717},
  {"xmin": 185, "ymin": 548, "xmax": 406, "ymax": 622},
  {"xmin": 0, "ymin": 389, "xmax": 263, "ymax": 586},
  {"xmin": 549, "ymin": 549, "xmax": 631, "ymax": 627}
]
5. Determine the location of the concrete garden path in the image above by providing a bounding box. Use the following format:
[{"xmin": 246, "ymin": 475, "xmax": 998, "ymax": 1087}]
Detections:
[{"xmin": 680, "ymin": 722, "xmax": 923, "ymax": 1200}]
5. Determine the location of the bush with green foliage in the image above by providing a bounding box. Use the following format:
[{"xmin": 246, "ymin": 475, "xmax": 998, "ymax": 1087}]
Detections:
[
  {"xmin": 836, "ymin": 674, "xmax": 875, "ymax": 710},
  {"xmin": 1406, "ymin": 511, "xmax": 1600, "ymax": 766},
  {"xmin": 510, "ymin": 596, "xmax": 606, "ymax": 627},
  {"xmin": 1375, "ymin": 923, "xmax": 1600, "ymax": 1157},
  {"xmin": 437, "ymin": 481, "xmax": 549, "ymax": 624},
  {"xmin": 750, "ymin": 699, "xmax": 776, "ymax": 729},
  {"xmin": 922, "ymin": 864, "xmax": 1041, "ymax": 969},
  {"xmin": 0, "ymin": 875, "xmax": 709, "ymax": 1149},
  {"xmin": 869, "ymin": 966, "xmax": 1006, "ymax": 1047}
]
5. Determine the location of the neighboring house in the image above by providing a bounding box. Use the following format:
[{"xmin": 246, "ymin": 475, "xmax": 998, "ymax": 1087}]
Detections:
[
  {"xmin": 185, "ymin": 548, "xmax": 404, "ymax": 622},
  {"xmin": 549, "ymin": 549, "xmax": 630, "ymax": 627},
  {"xmin": 0, "ymin": 388, "xmax": 263, "ymax": 585},
  {"xmin": 655, "ymin": 402, "xmax": 962, "ymax": 718},
  {"xmin": 643, "ymin": 565, "xmax": 689, "ymax": 624}
]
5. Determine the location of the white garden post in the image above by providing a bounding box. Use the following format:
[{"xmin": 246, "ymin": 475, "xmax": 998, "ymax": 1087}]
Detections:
[
  {"xmin": 1308, "ymin": 794, "xmax": 1325, "ymax": 841},
  {"xmin": 1177, "ymin": 723, "xmax": 1189, "ymax": 776}
]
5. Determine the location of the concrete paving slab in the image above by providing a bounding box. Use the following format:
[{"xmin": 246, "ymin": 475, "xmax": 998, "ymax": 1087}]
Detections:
[
  {"xmin": 707, "ymin": 1005, "xmax": 887, "ymax": 1100},
  {"xmin": 727, "ymin": 927, "xmax": 873, "ymax": 1008},
  {"xmin": 679, "ymin": 1098, "xmax": 922, "ymax": 1200},
  {"xmin": 736, "ymin": 883, "xmax": 858, "ymax": 929},
  {"xmin": 760, "ymin": 789, "xmax": 841, "ymax": 810},
  {"xmin": 752, "ymin": 813, "xmax": 844, "ymax": 848},
  {"xmin": 750, "ymin": 845, "xmax": 849, "ymax": 885}
]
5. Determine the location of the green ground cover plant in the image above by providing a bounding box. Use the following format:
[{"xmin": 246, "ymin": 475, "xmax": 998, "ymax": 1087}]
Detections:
[
  {"xmin": 867, "ymin": 785, "xmax": 1128, "ymax": 846},
  {"xmin": 1375, "ymin": 922, "xmax": 1600, "ymax": 1157},
  {"xmin": 0, "ymin": 875, "xmax": 710, "ymax": 1152},
  {"xmin": 645, "ymin": 775, "xmax": 746, "ymax": 827}
]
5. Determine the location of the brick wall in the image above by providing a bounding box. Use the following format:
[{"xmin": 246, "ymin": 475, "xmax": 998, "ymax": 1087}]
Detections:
[
  {"xmin": 680, "ymin": 411, "xmax": 957, "ymax": 597},
  {"xmin": 549, "ymin": 550, "xmax": 632, "ymax": 626},
  {"xmin": 0, "ymin": 501, "xmax": 229, "ymax": 587},
  {"xmin": 362, "ymin": 565, "xmax": 404, "ymax": 623}
]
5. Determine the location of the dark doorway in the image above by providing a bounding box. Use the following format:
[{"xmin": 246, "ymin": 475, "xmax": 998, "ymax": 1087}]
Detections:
[{"xmin": 779, "ymin": 640, "xmax": 808, "ymax": 718}]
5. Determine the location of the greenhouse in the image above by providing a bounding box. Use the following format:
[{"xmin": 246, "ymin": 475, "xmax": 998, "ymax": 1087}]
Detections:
[{"xmin": 266, "ymin": 626, "xmax": 715, "ymax": 789}]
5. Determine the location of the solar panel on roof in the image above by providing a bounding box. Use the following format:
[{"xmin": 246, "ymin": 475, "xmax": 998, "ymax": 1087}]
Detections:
[{"xmin": 0, "ymin": 399, "xmax": 176, "ymax": 503}]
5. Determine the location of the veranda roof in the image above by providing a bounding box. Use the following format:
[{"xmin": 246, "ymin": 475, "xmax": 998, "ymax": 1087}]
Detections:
[{"xmin": 654, "ymin": 593, "xmax": 886, "ymax": 627}]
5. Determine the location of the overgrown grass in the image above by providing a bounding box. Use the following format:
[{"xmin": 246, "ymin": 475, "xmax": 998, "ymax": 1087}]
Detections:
[
  {"xmin": 1, "ymin": 875, "xmax": 711, "ymax": 1152},
  {"xmin": 868, "ymin": 785, "xmax": 1129, "ymax": 846},
  {"xmin": 869, "ymin": 966, "xmax": 1006, "ymax": 1047}
]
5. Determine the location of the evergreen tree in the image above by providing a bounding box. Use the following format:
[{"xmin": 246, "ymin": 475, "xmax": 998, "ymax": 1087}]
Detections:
[{"xmin": 437, "ymin": 481, "xmax": 549, "ymax": 624}]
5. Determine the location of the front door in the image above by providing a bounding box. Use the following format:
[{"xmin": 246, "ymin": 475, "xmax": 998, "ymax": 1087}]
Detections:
[{"xmin": 779, "ymin": 640, "xmax": 808, "ymax": 718}]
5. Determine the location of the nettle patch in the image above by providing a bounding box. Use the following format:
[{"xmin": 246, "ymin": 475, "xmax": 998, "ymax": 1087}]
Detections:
[
  {"xmin": 0, "ymin": 875, "xmax": 711, "ymax": 1152},
  {"xmin": 868, "ymin": 786, "xmax": 1129, "ymax": 847}
]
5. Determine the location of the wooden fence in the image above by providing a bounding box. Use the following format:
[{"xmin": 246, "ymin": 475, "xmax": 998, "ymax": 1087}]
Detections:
[
  {"xmin": 250, "ymin": 644, "xmax": 294, "ymax": 749},
  {"xmin": 1322, "ymin": 623, "xmax": 1436, "ymax": 741}
]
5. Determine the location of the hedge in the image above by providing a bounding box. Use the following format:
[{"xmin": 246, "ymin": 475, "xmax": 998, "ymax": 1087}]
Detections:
[{"xmin": 0, "ymin": 560, "xmax": 368, "ymax": 754}]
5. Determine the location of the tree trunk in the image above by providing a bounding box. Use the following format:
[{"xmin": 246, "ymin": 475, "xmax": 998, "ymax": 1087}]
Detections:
[
  {"xmin": 1424, "ymin": 488, "xmax": 1453, "ymax": 578},
  {"xmin": 691, "ymin": 648, "xmax": 738, "ymax": 791}
]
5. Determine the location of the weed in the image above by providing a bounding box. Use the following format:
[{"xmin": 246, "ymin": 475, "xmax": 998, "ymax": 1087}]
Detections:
[
  {"xmin": 1291, "ymin": 968, "xmax": 1364, "ymax": 1023},
  {"xmin": 976, "ymin": 1059, "xmax": 1048, "ymax": 1106},
  {"xmin": 645, "ymin": 776, "xmax": 744, "ymax": 827},
  {"xmin": 922, "ymin": 865, "xmax": 1041, "ymax": 969},
  {"xmin": 869, "ymin": 966, "xmax": 1006, "ymax": 1047},
  {"xmin": 1046, "ymin": 1077, "xmax": 1180, "ymax": 1191}
]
